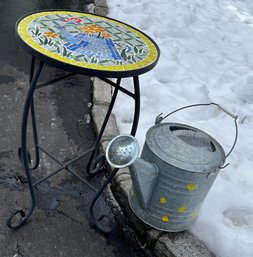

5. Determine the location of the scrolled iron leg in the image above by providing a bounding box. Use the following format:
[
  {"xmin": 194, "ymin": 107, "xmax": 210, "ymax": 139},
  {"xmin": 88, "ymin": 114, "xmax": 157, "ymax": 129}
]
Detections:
[
  {"xmin": 89, "ymin": 76, "xmax": 140, "ymax": 233},
  {"xmin": 17, "ymin": 57, "xmax": 40, "ymax": 170},
  {"xmin": 29, "ymin": 57, "xmax": 40, "ymax": 170},
  {"xmin": 18, "ymin": 147, "xmax": 32, "ymax": 165},
  {"xmin": 89, "ymin": 167, "xmax": 119, "ymax": 233},
  {"xmin": 130, "ymin": 76, "xmax": 140, "ymax": 136},
  {"xmin": 87, "ymin": 79, "xmax": 120, "ymax": 175},
  {"xmin": 29, "ymin": 96, "xmax": 40, "ymax": 170},
  {"xmin": 88, "ymin": 153, "xmax": 106, "ymax": 177},
  {"xmin": 7, "ymin": 61, "xmax": 44, "ymax": 230}
]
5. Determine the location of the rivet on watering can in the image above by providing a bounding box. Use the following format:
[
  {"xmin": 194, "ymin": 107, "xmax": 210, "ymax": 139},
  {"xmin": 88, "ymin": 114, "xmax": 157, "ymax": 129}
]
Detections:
[
  {"xmin": 160, "ymin": 197, "xmax": 167, "ymax": 204},
  {"xmin": 187, "ymin": 184, "xmax": 196, "ymax": 191},
  {"xmin": 178, "ymin": 206, "xmax": 187, "ymax": 213},
  {"xmin": 162, "ymin": 216, "xmax": 169, "ymax": 222}
]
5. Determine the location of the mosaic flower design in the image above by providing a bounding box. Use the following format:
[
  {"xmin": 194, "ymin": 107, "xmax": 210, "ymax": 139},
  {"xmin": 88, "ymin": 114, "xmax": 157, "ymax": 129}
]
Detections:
[
  {"xmin": 22, "ymin": 12, "xmax": 155, "ymax": 68},
  {"xmin": 80, "ymin": 24, "xmax": 105, "ymax": 34},
  {"xmin": 101, "ymin": 33, "xmax": 112, "ymax": 39},
  {"xmin": 62, "ymin": 17, "xmax": 83, "ymax": 24},
  {"xmin": 44, "ymin": 31, "xmax": 59, "ymax": 38}
]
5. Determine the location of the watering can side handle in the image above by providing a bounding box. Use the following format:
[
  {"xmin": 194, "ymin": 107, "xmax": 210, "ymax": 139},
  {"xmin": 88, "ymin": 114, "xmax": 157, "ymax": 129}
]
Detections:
[{"xmin": 155, "ymin": 102, "xmax": 239, "ymax": 168}]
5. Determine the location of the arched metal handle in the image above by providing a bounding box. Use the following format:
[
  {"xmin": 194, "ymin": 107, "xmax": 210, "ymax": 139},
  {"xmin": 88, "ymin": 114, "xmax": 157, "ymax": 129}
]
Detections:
[{"xmin": 155, "ymin": 102, "xmax": 239, "ymax": 166}]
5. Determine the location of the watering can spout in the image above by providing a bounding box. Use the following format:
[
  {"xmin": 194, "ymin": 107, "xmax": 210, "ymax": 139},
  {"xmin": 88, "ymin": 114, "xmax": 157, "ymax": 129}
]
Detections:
[
  {"xmin": 106, "ymin": 135, "xmax": 159, "ymax": 210},
  {"xmin": 129, "ymin": 158, "xmax": 159, "ymax": 209}
]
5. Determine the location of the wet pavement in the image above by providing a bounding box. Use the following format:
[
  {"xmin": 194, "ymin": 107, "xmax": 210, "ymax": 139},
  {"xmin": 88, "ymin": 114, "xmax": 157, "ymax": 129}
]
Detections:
[{"xmin": 0, "ymin": 1, "xmax": 144, "ymax": 256}]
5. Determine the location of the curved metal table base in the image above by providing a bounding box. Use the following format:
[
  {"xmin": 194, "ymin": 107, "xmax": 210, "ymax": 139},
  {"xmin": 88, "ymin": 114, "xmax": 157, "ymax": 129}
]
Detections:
[{"xmin": 7, "ymin": 57, "xmax": 140, "ymax": 233}]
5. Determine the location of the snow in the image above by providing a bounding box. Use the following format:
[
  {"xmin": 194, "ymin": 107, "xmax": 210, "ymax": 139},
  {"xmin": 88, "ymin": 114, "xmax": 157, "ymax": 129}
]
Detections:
[{"xmin": 107, "ymin": 0, "xmax": 253, "ymax": 256}]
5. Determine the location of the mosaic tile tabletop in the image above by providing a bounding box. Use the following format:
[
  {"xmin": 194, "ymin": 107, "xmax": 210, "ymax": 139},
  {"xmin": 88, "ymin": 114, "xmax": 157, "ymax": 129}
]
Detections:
[{"xmin": 17, "ymin": 11, "xmax": 159, "ymax": 75}]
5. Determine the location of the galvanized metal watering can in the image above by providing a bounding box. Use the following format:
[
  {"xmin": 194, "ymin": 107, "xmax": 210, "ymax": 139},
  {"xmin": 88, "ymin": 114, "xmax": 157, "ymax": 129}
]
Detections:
[{"xmin": 106, "ymin": 103, "xmax": 238, "ymax": 232}]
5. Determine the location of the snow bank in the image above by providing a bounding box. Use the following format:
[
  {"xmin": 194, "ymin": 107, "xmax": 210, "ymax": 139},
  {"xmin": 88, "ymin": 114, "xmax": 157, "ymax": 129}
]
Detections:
[{"xmin": 107, "ymin": 0, "xmax": 253, "ymax": 256}]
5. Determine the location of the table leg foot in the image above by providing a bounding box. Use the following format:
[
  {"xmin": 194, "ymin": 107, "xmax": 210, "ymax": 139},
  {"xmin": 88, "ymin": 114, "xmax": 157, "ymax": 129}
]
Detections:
[
  {"xmin": 7, "ymin": 207, "xmax": 33, "ymax": 230},
  {"xmin": 90, "ymin": 214, "xmax": 116, "ymax": 234}
]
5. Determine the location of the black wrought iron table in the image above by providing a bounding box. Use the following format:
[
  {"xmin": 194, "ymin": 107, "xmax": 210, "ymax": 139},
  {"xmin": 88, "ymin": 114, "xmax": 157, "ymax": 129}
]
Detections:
[{"xmin": 7, "ymin": 10, "xmax": 159, "ymax": 233}]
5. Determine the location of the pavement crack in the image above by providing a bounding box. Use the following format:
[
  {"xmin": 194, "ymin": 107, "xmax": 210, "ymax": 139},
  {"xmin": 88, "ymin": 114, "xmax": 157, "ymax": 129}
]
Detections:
[
  {"xmin": 56, "ymin": 209, "xmax": 84, "ymax": 226},
  {"xmin": 16, "ymin": 175, "xmax": 27, "ymax": 184},
  {"xmin": 13, "ymin": 243, "xmax": 24, "ymax": 257},
  {"xmin": 0, "ymin": 176, "xmax": 26, "ymax": 190},
  {"xmin": 0, "ymin": 150, "xmax": 14, "ymax": 159}
]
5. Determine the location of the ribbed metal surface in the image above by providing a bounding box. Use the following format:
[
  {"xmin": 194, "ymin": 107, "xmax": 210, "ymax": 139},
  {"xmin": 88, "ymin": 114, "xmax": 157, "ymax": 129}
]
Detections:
[{"xmin": 129, "ymin": 123, "xmax": 225, "ymax": 232}]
